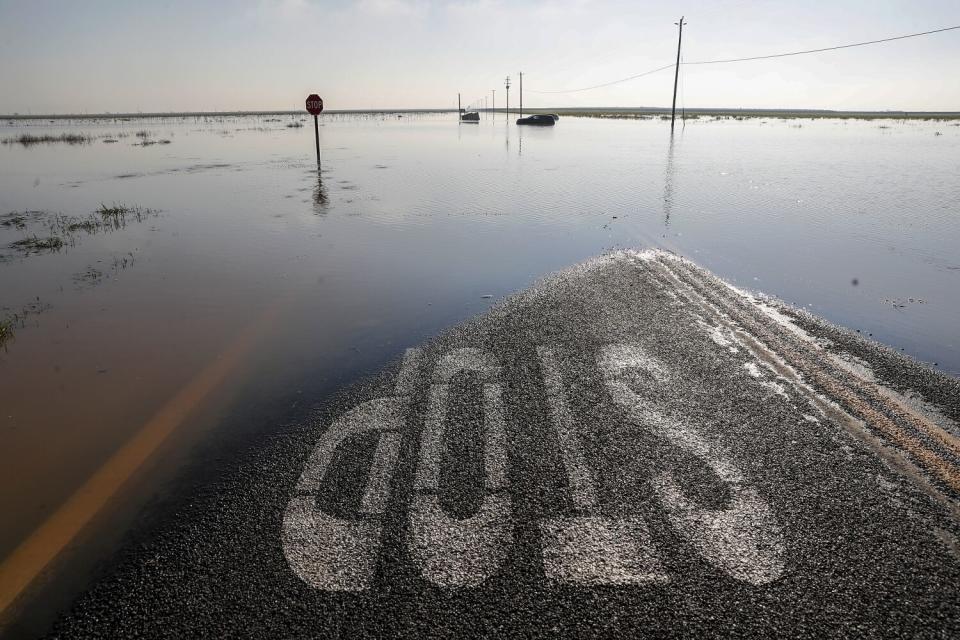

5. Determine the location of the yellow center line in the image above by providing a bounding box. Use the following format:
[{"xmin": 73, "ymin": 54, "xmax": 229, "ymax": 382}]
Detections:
[{"xmin": 0, "ymin": 301, "xmax": 285, "ymax": 619}]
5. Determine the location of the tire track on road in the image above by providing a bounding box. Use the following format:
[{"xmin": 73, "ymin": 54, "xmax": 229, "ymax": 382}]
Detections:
[{"xmin": 645, "ymin": 251, "xmax": 960, "ymax": 506}]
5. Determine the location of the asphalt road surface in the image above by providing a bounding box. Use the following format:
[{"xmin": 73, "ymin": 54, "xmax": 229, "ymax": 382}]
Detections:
[{"xmin": 39, "ymin": 250, "xmax": 960, "ymax": 637}]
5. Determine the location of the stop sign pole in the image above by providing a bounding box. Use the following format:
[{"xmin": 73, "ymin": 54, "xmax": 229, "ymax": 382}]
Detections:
[{"xmin": 305, "ymin": 94, "xmax": 324, "ymax": 166}]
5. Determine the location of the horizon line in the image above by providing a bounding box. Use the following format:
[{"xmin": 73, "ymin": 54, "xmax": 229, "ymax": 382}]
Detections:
[{"xmin": 4, "ymin": 107, "xmax": 960, "ymax": 120}]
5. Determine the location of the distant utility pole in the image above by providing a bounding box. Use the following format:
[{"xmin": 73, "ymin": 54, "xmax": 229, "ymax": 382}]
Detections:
[
  {"xmin": 505, "ymin": 76, "xmax": 511, "ymax": 116},
  {"xmin": 519, "ymin": 72, "xmax": 523, "ymax": 118},
  {"xmin": 671, "ymin": 16, "xmax": 687, "ymax": 132},
  {"xmin": 492, "ymin": 90, "xmax": 495, "ymax": 116}
]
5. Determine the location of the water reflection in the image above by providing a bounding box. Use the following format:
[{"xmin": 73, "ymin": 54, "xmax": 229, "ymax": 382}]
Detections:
[
  {"xmin": 663, "ymin": 133, "xmax": 678, "ymax": 227},
  {"xmin": 312, "ymin": 169, "xmax": 328, "ymax": 215}
]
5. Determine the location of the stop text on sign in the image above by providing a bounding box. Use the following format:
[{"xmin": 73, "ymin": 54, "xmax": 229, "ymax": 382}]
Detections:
[
  {"xmin": 305, "ymin": 94, "xmax": 324, "ymax": 116},
  {"xmin": 281, "ymin": 345, "xmax": 785, "ymax": 591}
]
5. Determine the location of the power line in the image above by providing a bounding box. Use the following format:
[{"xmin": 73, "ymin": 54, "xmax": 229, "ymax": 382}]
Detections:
[
  {"xmin": 525, "ymin": 63, "xmax": 674, "ymax": 94},
  {"xmin": 685, "ymin": 24, "xmax": 960, "ymax": 65},
  {"xmin": 526, "ymin": 24, "xmax": 960, "ymax": 94}
]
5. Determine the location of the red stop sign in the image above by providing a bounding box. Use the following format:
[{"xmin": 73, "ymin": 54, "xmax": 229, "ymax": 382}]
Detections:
[{"xmin": 306, "ymin": 94, "xmax": 324, "ymax": 115}]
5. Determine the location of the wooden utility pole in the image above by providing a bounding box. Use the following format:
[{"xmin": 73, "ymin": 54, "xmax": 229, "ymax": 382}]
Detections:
[
  {"xmin": 492, "ymin": 90, "xmax": 495, "ymax": 116},
  {"xmin": 505, "ymin": 76, "xmax": 511, "ymax": 116},
  {"xmin": 458, "ymin": 93, "xmax": 461, "ymax": 119},
  {"xmin": 671, "ymin": 17, "xmax": 686, "ymax": 132}
]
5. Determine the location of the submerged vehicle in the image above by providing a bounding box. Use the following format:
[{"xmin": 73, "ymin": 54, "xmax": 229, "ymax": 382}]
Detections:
[
  {"xmin": 516, "ymin": 114, "xmax": 556, "ymax": 126},
  {"xmin": 460, "ymin": 111, "xmax": 480, "ymax": 122}
]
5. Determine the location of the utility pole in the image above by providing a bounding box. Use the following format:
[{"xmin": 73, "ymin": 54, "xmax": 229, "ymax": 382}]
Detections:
[
  {"xmin": 519, "ymin": 72, "xmax": 523, "ymax": 118},
  {"xmin": 492, "ymin": 89, "xmax": 495, "ymax": 117},
  {"xmin": 458, "ymin": 92, "xmax": 461, "ymax": 120},
  {"xmin": 671, "ymin": 17, "xmax": 687, "ymax": 132},
  {"xmin": 505, "ymin": 76, "xmax": 511, "ymax": 117}
]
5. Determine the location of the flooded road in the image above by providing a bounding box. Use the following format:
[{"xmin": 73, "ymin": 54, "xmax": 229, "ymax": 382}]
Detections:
[{"xmin": 0, "ymin": 112, "xmax": 958, "ymax": 632}]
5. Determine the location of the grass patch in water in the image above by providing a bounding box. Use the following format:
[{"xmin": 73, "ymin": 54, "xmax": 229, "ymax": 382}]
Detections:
[
  {"xmin": 11, "ymin": 236, "xmax": 64, "ymax": 252},
  {"xmin": 0, "ymin": 318, "xmax": 12, "ymax": 350},
  {"xmin": 2, "ymin": 133, "xmax": 93, "ymax": 146},
  {"xmin": 544, "ymin": 108, "xmax": 960, "ymax": 122},
  {"xmin": 2, "ymin": 205, "xmax": 157, "ymax": 260},
  {"xmin": 97, "ymin": 203, "xmax": 136, "ymax": 218},
  {"xmin": 2, "ymin": 131, "xmax": 134, "ymax": 146},
  {"xmin": 1, "ymin": 214, "xmax": 28, "ymax": 229},
  {"xmin": 66, "ymin": 218, "xmax": 99, "ymax": 233},
  {"xmin": 95, "ymin": 203, "xmax": 156, "ymax": 228}
]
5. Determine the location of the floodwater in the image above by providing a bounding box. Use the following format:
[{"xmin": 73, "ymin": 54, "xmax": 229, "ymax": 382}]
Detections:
[{"xmin": 0, "ymin": 112, "xmax": 958, "ymax": 626}]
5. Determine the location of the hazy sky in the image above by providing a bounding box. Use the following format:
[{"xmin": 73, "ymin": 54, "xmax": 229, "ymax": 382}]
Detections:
[{"xmin": 1, "ymin": 0, "xmax": 958, "ymax": 113}]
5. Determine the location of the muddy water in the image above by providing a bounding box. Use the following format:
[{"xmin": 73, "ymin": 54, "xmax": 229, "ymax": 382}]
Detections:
[{"xmin": 0, "ymin": 112, "xmax": 958, "ymax": 622}]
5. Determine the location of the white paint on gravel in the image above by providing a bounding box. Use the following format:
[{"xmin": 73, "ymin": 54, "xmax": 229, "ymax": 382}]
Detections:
[
  {"xmin": 537, "ymin": 347, "xmax": 599, "ymax": 511},
  {"xmin": 537, "ymin": 347, "xmax": 668, "ymax": 585},
  {"xmin": 282, "ymin": 396, "xmax": 408, "ymax": 591},
  {"xmin": 282, "ymin": 349, "xmax": 421, "ymax": 592},
  {"xmin": 600, "ymin": 343, "xmax": 786, "ymax": 585},
  {"xmin": 408, "ymin": 348, "xmax": 513, "ymax": 587}
]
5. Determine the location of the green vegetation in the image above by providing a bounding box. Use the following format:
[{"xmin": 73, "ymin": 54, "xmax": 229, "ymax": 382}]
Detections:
[
  {"xmin": 0, "ymin": 299, "xmax": 52, "ymax": 351},
  {"xmin": 1, "ymin": 133, "xmax": 93, "ymax": 146},
  {"xmin": 73, "ymin": 266, "xmax": 104, "ymax": 285},
  {"xmin": 11, "ymin": 236, "xmax": 64, "ymax": 252},
  {"xmin": 0, "ymin": 203, "xmax": 157, "ymax": 350},
  {"xmin": 97, "ymin": 203, "xmax": 153, "ymax": 224},
  {"xmin": 1, "ymin": 214, "xmax": 28, "ymax": 229},
  {"xmin": 2, "ymin": 205, "xmax": 157, "ymax": 261},
  {"xmin": 1, "ymin": 130, "xmax": 134, "ymax": 146},
  {"xmin": 0, "ymin": 318, "xmax": 12, "ymax": 350},
  {"xmin": 66, "ymin": 218, "xmax": 99, "ymax": 233},
  {"xmin": 531, "ymin": 108, "xmax": 960, "ymax": 122},
  {"xmin": 98, "ymin": 203, "xmax": 131, "ymax": 218}
]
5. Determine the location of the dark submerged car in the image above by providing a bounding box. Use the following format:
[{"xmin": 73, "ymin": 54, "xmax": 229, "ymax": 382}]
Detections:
[{"xmin": 516, "ymin": 114, "xmax": 556, "ymax": 126}]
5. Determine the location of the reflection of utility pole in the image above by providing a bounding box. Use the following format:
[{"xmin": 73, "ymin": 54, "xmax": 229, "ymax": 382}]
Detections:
[
  {"xmin": 519, "ymin": 71, "xmax": 523, "ymax": 118},
  {"xmin": 663, "ymin": 134, "xmax": 677, "ymax": 227},
  {"xmin": 505, "ymin": 76, "xmax": 511, "ymax": 117},
  {"xmin": 671, "ymin": 17, "xmax": 687, "ymax": 132}
]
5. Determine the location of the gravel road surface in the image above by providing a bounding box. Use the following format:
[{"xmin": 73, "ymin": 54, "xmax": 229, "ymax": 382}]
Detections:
[{"xmin": 42, "ymin": 250, "xmax": 960, "ymax": 638}]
